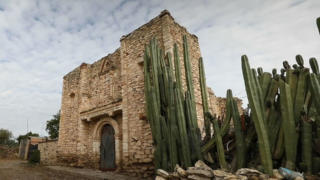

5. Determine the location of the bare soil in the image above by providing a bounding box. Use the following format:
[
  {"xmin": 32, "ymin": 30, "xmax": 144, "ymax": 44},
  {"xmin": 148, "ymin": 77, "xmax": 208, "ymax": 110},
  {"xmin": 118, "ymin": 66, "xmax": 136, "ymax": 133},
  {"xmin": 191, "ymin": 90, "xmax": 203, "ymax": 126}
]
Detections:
[{"xmin": 0, "ymin": 159, "xmax": 141, "ymax": 180}]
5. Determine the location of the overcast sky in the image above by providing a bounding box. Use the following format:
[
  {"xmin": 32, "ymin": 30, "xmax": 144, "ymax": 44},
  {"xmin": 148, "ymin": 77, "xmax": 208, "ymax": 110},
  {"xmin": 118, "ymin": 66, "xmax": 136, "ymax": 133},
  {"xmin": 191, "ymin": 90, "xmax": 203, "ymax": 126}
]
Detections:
[{"xmin": 0, "ymin": 0, "xmax": 319, "ymax": 137}]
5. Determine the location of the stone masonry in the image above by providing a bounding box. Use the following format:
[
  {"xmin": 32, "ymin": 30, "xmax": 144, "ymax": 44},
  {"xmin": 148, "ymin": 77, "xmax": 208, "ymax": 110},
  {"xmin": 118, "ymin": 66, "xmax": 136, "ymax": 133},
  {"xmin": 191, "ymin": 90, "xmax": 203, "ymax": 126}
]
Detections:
[
  {"xmin": 38, "ymin": 140, "xmax": 58, "ymax": 165},
  {"xmin": 53, "ymin": 10, "xmax": 242, "ymax": 176}
]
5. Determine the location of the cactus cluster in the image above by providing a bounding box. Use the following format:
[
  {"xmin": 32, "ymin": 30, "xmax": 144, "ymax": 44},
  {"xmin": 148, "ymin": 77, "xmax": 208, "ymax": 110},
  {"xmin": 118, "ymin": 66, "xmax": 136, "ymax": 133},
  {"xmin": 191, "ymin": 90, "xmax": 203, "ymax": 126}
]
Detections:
[
  {"xmin": 239, "ymin": 55, "xmax": 320, "ymax": 174},
  {"xmin": 200, "ymin": 17, "xmax": 320, "ymax": 175},
  {"xmin": 143, "ymin": 36, "xmax": 202, "ymax": 171}
]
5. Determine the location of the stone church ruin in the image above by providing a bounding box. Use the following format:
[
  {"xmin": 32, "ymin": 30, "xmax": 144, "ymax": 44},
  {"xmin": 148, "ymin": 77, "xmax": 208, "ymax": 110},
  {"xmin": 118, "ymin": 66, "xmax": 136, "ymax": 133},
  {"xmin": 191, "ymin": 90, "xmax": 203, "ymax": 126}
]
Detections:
[{"xmin": 39, "ymin": 10, "xmax": 242, "ymax": 176}]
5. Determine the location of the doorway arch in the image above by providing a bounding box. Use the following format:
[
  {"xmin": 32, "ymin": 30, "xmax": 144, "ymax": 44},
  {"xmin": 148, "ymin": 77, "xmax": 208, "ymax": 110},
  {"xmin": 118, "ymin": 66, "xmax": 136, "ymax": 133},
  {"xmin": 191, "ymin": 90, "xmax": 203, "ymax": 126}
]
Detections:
[
  {"xmin": 100, "ymin": 124, "xmax": 115, "ymax": 170},
  {"xmin": 92, "ymin": 117, "xmax": 120, "ymax": 169}
]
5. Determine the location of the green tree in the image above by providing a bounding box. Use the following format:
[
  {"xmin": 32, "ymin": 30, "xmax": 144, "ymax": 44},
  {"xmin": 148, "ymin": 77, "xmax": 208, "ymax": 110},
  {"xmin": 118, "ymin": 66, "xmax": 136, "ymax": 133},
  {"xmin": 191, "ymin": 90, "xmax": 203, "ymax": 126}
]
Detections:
[
  {"xmin": 46, "ymin": 111, "xmax": 60, "ymax": 139},
  {"xmin": 0, "ymin": 129, "xmax": 13, "ymax": 145},
  {"xmin": 17, "ymin": 131, "xmax": 39, "ymax": 144}
]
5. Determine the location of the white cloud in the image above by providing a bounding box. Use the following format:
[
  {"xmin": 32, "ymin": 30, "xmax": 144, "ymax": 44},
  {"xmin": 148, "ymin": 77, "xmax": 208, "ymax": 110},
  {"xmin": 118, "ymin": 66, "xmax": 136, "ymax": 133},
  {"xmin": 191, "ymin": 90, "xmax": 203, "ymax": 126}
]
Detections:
[{"xmin": 0, "ymin": 0, "xmax": 319, "ymax": 136}]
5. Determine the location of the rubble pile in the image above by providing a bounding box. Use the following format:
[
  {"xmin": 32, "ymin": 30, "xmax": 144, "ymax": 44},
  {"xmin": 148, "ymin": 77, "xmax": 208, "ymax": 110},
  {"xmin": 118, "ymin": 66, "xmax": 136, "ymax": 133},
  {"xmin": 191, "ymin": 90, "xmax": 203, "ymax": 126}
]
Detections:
[{"xmin": 154, "ymin": 160, "xmax": 312, "ymax": 180}]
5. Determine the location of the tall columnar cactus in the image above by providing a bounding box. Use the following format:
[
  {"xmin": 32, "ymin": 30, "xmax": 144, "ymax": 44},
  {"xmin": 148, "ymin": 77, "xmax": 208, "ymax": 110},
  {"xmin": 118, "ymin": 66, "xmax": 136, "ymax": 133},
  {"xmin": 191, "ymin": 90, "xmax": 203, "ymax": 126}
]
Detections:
[
  {"xmin": 183, "ymin": 35, "xmax": 199, "ymax": 130},
  {"xmin": 182, "ymin": 35, "xmax": 202, "ymax": 162},
  {"xmin": 174, "ymin": 86, "xmax": 192, "ymax": 167},
  {"xmin": 294, "ymin": 55, "xmax": 309, "ymax": 125},
  {"xmin": 164, "ymin": 52, "xmax": 179, "ymax": 170},
  {"xmin": 144, "ymin": 38, "xmax": 164, "ymax": 169},
  {"xmin": 227, "ymin": 89, "xmax": 246, "ymax": 169},
  {"xmin": 199, "ymin": 57, "xmax": 211, "ymax": 140},
  {"xmin": 241, "ymin": 55, "xmax": 273, "ymax": 175},
  {"xmin": 279, "ymin": 79, "xmax": 298, "ymax": 170},
  {"xmin": 284, "ymin": 62, "xmax": 298, "ymax": 100}
]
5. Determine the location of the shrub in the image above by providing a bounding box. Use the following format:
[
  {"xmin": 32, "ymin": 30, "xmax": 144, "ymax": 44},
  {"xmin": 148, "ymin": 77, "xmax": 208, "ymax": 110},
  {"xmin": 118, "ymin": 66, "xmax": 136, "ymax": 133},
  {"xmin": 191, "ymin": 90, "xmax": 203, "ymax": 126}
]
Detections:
[{"xmin": 28, "ymin": 150, "xmax": 40, "ymax": 164}]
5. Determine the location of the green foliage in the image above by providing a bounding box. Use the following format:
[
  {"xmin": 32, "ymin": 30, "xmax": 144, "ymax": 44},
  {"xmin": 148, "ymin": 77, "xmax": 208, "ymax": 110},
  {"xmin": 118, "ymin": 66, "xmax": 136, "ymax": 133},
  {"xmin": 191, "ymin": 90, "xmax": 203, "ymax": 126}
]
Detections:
[
  {"xmin": 17, "ymin": 132, "xmax": 39, "ymax": 144},
  {"xmin": 28, "ymin": 149, "xmax": 40, "ymax": 164},
  {"xmin": 0, "ymin": 129, "xmax": 13, "ymax": 145},
  {"xmin": 46, "ymin": 111, "xmax": 60, "ymax": 139}
]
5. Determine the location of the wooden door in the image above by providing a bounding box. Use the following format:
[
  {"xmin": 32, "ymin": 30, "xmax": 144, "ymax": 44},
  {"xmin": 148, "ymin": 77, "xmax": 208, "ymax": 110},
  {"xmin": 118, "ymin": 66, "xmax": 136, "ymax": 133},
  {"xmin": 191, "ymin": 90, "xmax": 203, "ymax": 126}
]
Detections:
[{"xmin": 100, "ymin": 124, "xmax": 116, "ymax": 170}]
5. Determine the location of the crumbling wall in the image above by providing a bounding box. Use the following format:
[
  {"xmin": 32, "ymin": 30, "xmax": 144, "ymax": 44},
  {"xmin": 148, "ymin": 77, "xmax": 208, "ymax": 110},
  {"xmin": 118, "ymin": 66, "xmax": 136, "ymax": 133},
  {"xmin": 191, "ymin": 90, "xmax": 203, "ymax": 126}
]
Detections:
[{"xmin": 39, "ymin": 140, "xmax": 58, "ymax": 165}]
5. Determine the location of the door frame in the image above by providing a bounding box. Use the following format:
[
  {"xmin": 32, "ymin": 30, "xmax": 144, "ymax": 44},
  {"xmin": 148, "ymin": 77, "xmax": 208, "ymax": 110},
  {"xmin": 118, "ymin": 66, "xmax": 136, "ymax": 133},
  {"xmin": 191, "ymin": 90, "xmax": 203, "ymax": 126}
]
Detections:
[
  {"xmin": 100, "ymin": 124, "xmax": 116, "ymax": 170},
  {"xmin": 92, "ymin": 117, "xmax": 120, "ymax": 169}
]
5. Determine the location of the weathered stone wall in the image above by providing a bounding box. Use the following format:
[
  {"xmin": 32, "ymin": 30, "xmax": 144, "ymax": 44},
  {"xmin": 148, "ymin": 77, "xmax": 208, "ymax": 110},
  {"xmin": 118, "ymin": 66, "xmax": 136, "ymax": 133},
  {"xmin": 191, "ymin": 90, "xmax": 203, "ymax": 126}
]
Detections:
[
  {"xmin": 57, "ymin": 67, "xmax": 80, "ymax": 164},
  {"xmin": 119, "ymin": 12, "xmax": 167, "ymax": 176},
  {"xmin": 39, "ymin": 140, "xmax": 58, "ymax": 165},
  {"xmin": 58, "ymin": 48, "xmax": 124, "ymax": 167}
]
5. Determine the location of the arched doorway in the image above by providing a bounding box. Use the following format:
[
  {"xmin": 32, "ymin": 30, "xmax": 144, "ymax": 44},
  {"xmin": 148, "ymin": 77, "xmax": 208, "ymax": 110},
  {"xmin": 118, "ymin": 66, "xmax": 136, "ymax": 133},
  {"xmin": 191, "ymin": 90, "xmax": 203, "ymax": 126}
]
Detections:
[{"xmin": 100, "ymin": 124, "xmax": 116, "ymax": 170}]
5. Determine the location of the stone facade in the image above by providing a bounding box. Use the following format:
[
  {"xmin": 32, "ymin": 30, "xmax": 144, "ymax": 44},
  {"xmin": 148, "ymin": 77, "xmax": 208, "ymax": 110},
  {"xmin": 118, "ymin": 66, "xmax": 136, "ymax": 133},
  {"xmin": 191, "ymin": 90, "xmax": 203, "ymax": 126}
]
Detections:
[
  {"xmin": 55, "ymin": 10, "xmax": 242, "ymax": 176},
  {"xmin": 38, "ymin": 140, "xmax": 58, "ymax": 165}
]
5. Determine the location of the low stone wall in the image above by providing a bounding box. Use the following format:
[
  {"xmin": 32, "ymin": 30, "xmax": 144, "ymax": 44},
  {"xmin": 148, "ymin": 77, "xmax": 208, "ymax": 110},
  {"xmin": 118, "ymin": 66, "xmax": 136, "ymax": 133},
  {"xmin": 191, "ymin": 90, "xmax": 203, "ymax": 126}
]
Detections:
[{"xmin": 38, "ymin": 140, "xmax": 58, "ymax": 165}]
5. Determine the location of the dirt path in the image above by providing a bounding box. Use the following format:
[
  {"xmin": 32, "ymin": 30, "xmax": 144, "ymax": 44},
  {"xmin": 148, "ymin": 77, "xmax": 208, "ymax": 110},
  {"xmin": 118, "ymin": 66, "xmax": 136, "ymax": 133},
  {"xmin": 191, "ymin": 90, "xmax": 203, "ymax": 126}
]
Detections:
[{"xmin": 0, "ymin": 159, "xmax": 141, "ymax": 180}]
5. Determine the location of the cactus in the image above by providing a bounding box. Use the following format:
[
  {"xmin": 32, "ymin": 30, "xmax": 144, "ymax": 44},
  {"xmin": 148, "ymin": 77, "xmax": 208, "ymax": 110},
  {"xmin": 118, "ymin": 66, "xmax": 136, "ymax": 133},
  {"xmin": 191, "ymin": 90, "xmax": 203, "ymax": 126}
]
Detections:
[
  {"xmin": 309, "ymin": 73, "xmax": 320, "ymax": 114},
  {"xmin": 265, "ymin": 79, "xmax": 281, "ymax": 151},
  {"xmin": 241, "ymin": 55, "xmax": 273, "ymax": 175},
  {"xmin": 296, "ymin": 55, "xmax": 304, "ymax": 67},
  {"xmin": 301, "ymin": 112, "xmax": 312, "ymax": 174},
  {"xmin": 273, "ymin": 127, "xmax": 284, "ymax": 160},
  {"xmin": 206, "ymin": 112, "xmax": 228, "ymax": 169},
  {"xmin": 182, "ymin": 35, "xmax": 202, "ymax": 162},
  {"xmin": 199, "ymin": 57, "xmax": 211, "ymax": 141},
  {"xmin": 272, "ymin": 69, "xmax": 277, "ymax": 77},
  {"xmin": 183, "ymin": 35, "xmax": 198, "ymax": 130},
  {"xmin": 228, "ymin": 89, "xmax": 246, "ymax": 169},
  {"xmin": 284, "ymin": 61, "xmax": 298, "ymax": 103},
  {"xmin": 293, "ymin": 55, "xmax": 309, "ymax": 123},
  {"xmin": 279, "ymin": 79, "xmax": 298, "ymax": 170},
  {"xmin": 174, "ymin": 86, "xmax": 192, "ymax": 167},
  {"xmin": 283, "ymin": 61, "xmax": 291, "ymax": 70},
  {"xmin": 144, "ymin": 39, "xmax": 163, "ymax": 169},
  {"xmin": 310, "ymin": 58, "xmax": 319, "ymax": 75},
  {"xmin": 165, "ymin": 52, "xmax": 179, "ymax": 171},
  {"xmin": 173, "ymin": 43, "xmax": 184, "ymax": 97}
]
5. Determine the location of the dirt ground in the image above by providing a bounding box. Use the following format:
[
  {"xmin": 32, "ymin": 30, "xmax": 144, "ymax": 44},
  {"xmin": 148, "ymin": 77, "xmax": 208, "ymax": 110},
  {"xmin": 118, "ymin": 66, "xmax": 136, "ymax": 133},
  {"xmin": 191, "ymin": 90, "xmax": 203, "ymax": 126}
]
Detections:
[{"xmin": 0, "ymin": 159, "xmax": 141, "ymax": 180}]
